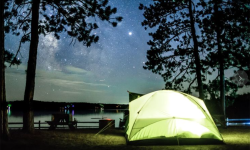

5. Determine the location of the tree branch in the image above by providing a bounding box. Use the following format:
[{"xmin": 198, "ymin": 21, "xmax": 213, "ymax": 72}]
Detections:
[
  {"xmin": 9, "ymin": 32, "xmax": 30, "ymax": 67},
  {"xmin": 188, "ymin": 76, "xmax": 197, "ymax": 93},
  {"xmin": 18, "ymin": 8, "xmax": 32, "ymax": 29},
  {"xmin": 172, "ymin": 64, "xmax": 189, "ymax": 82}
]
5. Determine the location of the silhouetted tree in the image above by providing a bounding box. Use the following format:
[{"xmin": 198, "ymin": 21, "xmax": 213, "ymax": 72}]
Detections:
[
  {"xmin": 12, "ymin": 0, "xmax": 122, "ymax": 133},
  {"xmin": 1, "ymin": 0, "xmax": 22, "ymax": 140},
  {"xmin": 139, "ymin": 0, "xmax": 205, "ymax": 99},
  {"xmin": 203, "ymin": 77, "xmax": 238, "ymax": 107},
  {"xmin": 5, "ymin": 50, "xmax": 21, "ymax": 67},
  {"xmin": 0, "ymin": 0, "xmax": 6, "ymax": 140},
  {"xmin": 0, "ymin": 0, "xmax": 11, "ymax": 141},
  {"xmin": 199, "ymin": 0, "xmax": 250, "ymax": 116}
]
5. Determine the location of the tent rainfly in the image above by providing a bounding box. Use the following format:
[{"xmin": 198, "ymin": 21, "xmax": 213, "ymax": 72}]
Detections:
[{"xmin": 126, "ymin": 90, "xmax": 224, "ymax": 145}]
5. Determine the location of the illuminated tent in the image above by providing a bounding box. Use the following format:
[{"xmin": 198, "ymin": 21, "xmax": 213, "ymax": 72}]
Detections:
[{"xmin": 126, "ymin": 90, "xmax": 223, "ymax": 145}]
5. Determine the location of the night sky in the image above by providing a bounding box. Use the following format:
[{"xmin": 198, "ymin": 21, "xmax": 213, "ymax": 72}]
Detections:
[
  {"xmin": 4, "ymin": 0, "xmax": 249, "ymax": 104},
  {"xmin": 5, "ymin": 0, "xmax": 164, "ymax": 103}
]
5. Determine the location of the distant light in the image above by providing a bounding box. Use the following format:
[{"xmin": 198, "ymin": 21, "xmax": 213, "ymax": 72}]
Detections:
[{"xmin": 129, "ymin": 32, "xmax": 132, "ymax": 35}]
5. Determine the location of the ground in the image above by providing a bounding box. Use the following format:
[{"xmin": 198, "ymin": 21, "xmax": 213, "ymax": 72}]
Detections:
[{"xmin": 1, "ymin": 127, "xmax": 250, "ymax": 150}]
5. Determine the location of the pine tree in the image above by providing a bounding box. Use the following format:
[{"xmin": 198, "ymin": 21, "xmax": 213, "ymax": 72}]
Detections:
[
  {"xmin": 139, "ymin": 0, "xmax": 205, "ymax": 99},
  {"xmin": 11, "ymin": 0, "xmax": 122, "ymax": 133},
  {"xmin": 0, "ymin": 0, "xmax": 6, "ymax": 140},
  {"xmin": 0, "ymin": 0, "xmax": 21, "ymax": 140},
  {"xmin": 199, "ymin": 0, "xmax": 250, "ymax": 117}
]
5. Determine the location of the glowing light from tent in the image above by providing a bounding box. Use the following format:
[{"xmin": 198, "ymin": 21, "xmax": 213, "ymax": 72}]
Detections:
[
  {"xmin": 126, "ymin": 90, "xmax": 223, "ymax": 142},
  {"xmin": 166, "ymin": 94, "xmax": 206, "ymax": 119},
  {"xmin": 177, "ymin": 120, "xmax": 210, "ymax": 138}
]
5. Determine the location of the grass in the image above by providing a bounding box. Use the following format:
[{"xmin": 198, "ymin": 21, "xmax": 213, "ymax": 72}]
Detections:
[{"xmin": 1, "ymin": 127, "xmax": 250, "ymax": 150}]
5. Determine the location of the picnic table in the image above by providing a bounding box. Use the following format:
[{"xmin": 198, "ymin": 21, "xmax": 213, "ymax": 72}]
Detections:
[{"xmin": 45, "ymin": 114, "xmax": 77, "ymax": 130}]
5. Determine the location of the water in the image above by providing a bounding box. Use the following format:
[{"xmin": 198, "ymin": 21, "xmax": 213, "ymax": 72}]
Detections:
[{"xmin": 7, "ymin": 108, "xmax": 127, "ymax": 128}]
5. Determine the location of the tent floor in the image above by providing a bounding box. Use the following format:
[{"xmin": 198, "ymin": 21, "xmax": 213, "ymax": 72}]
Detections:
[{"xmin": 127, "ymin": 137, "xmax": 224, "ymax": 145}]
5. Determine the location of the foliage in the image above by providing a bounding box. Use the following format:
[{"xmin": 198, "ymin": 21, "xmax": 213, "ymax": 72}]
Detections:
[
  {"xmin": 4, "ymin": 50, "xmax": 21, "ymax": 67},
  {"xmin": 5, "ymin": 0, "xmax": 122, "ymax": 133},
  {"xmin": 140, "ymin": 0, "xmax": 249, "ymax": 102},
  {"xmin": 199, "ymin": 0, "xmax": 250, "ymax": 80},
  {"xmin": 5, "ymin": 0, "xmax": 122, "ymax": 55},
  {"xmin": 201, "ymin": 78, "xmax": 238, "ymax": 107},
  {"xmin": 139, "ymin": 0, "xmax": 206, "ymax": 93},
  {"xmin": 198, "ymin": 0, "xmax": 250, "ymax": 105}
]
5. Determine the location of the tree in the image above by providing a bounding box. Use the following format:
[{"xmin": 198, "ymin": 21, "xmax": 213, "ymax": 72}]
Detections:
[
  {"xmin": 227, "ymin": 1, "xmax": 250, "ymax": 83},
  {"xmin": 199, "ymin": 0, "xmax": 250, "ymax": 117},
  {"xmin": 139, "ymin": 0, "xmax": 205, "ymax": 99},
  {"xmin": 5, "ymin": 50, "xmax": 21, "ymax": 67},
  {"xmin": 0, "ymin": 0, "xmax": 22, "ymax": 140},
  {"xmin": 203, "ymin": 77, "xmax": 238, "ymax": 107},
  {"xmin": 214, "ymin": 0, "xmax": 226, "ymax": 117},
  {"xmin": 0, "ymin": 0, "xmax": 6, "ymax": 140},
  {"xmin": 11, "ymin": 0, "xmax": 122, "ymax": 133}
]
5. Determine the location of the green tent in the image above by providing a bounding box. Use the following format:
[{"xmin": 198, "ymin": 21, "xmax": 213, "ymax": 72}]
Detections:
[{"xmin": 126, "ymin": 90, "xmax": 223, "ymax": 145}]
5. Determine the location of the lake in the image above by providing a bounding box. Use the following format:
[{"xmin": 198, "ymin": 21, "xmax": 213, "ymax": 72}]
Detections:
[
  {"xmin": 7, "ymin": 108, "xmax": 250, "ymax": 128},
  {"xmin": 7, "ymin": 108, "xmax": 127, "ymax": 128}
]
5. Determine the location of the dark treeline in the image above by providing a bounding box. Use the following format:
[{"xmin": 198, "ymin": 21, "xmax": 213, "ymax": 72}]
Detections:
[
  {"xmin": 204, "ymin": 93, "xmax": 250, "ymax": 118},
  {"xmin": 226, "ymin": 93, "xmax": 250, "ymax": 118},
  {"xmin": 7, "ymin": 100, "xmax": 128, "ymax": 111}
]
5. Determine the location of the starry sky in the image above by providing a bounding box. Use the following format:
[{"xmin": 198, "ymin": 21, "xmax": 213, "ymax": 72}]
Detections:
[
  {"xmin": 4, "ymin": 0, "xmax": 249, "ymax": 104},
  {"xmin": 5, "ymin": 0, "xmax": 166, "ymax": 104}
]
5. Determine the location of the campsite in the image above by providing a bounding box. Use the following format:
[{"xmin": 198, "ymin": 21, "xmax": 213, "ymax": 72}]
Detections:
[
  {"xmin": 1, "ymin": 0, "xmax": 250, "ymax": 149},
  {"xmin": 1, "ymin": 90, "xmax": 250, "ymax": 150}
]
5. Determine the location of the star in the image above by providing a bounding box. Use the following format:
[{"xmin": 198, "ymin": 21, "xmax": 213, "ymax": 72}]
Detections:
[{"xmin": 4, "ymin": 0, "xmax": 169, "ymax": 103}]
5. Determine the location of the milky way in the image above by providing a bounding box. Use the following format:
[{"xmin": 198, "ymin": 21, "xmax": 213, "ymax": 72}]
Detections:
[{"xmin": 5, "ymin": 0, "xmax": 165, "ymax": 104}]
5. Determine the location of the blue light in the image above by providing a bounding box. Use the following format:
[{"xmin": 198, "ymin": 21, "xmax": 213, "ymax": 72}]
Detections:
[
  {"xmin": 228, "ymin": 118, "xmax": 250, "ymax": 121},
  {"xmin": 226, "ymin": 118, "xmax": 250, "ymax": 126}
]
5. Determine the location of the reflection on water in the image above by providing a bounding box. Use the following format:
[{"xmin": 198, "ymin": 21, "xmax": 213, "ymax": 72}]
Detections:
[
  {"xmin": 7, "ymin": 107, "xmax": 11, "ymax": 116},
  {"xmin": 65, "ymin": 109, "xmax": 70, "ymax": 114},
  {"xmin": 8, "ymin": 109, "xmax": 127, "ymax": 127}
]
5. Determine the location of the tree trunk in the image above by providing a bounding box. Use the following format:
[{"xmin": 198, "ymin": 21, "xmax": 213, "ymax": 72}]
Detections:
[
  {"xmin": 214, "ymin": 1, "xmax": 226, "ymax": 119},
  {"xmin": 3, "ymin": 75, "xmax": 9, "ymax": 140},
  {"xmin": 0, "ymin": 0, "xmax": 4, "ymax": 138},
  {"xmin": 188, "ymin": 0, "xmax": 204, "ymax": 100},
  {"xmin": 0, "ymin": 0, "xmax": 10, "ymax": 140},
  {"xmin": 23, "ymin": 0, "xmax": 40, "ymax": 133}
]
